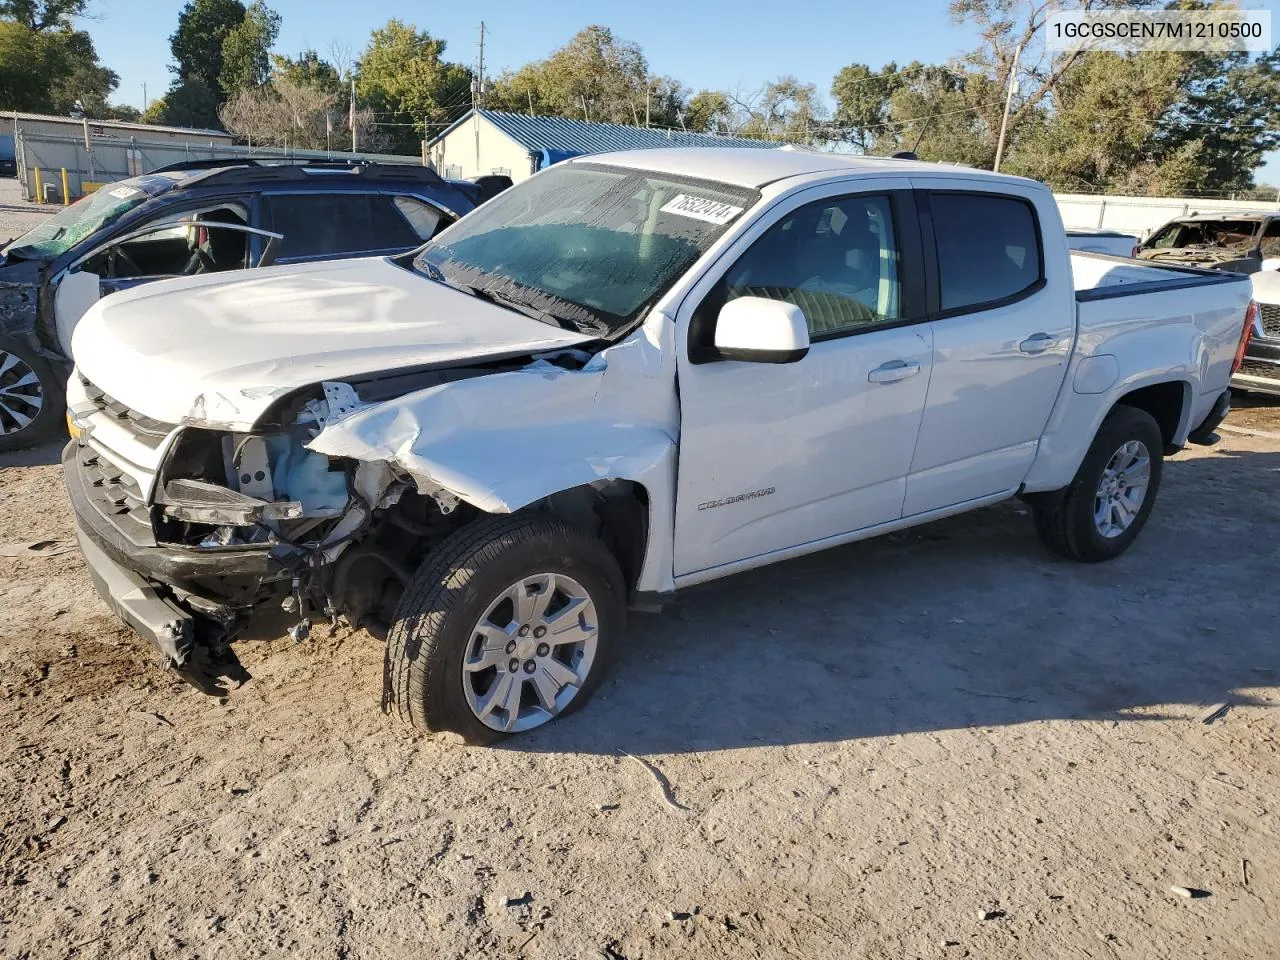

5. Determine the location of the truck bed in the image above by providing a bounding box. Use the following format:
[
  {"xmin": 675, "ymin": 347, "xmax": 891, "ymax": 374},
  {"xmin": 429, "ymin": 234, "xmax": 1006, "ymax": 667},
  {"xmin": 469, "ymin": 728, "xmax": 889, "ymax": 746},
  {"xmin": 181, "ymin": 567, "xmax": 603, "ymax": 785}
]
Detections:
[{"xmin": 1070, "ymin": 250, "xmax": 1244, "ymax": 301}]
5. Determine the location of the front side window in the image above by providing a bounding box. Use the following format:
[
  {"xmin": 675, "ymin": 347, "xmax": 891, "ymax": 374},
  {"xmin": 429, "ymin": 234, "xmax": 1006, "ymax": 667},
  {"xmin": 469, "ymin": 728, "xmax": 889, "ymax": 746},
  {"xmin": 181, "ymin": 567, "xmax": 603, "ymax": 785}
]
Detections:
[
  {"xmin": 931, "ymin": 193, "xmax": 1042, "ymax": 312},
  {"xmin": 415, "ymin": 163, "xmax": 759, "ymax": 336},
  {"xmin": 722, "ymin": 194, "xmax": 901, "ymax": 338},
  {"xmin": 77, "ymin": 203, "xmax": 249, "ymax": 279}
]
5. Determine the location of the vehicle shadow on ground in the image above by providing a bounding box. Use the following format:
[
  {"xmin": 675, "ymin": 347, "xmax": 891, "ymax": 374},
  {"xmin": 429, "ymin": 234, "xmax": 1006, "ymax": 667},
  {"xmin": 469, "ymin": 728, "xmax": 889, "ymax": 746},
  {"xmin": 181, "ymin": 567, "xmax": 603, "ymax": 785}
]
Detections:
[
  {"xmin": 0, "ymin": 439, "xmax": 63, "ymax": 469},
  {"xmin": 506, "ymin": 447, "xmax": 1280, "ymax": 755}
]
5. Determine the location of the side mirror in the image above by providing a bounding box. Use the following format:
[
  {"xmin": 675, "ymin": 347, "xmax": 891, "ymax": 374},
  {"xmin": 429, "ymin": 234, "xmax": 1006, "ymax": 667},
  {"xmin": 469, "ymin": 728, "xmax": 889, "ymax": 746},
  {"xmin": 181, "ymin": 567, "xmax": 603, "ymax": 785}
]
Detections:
[{"xmin": 714, "ymin": 296, "xmax": 810, "ymax": 363}]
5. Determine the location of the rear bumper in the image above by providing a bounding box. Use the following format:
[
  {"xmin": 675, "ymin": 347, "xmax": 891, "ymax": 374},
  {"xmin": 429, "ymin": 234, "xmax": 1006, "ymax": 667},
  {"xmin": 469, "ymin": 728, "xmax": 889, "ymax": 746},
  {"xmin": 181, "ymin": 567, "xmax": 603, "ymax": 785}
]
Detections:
[
  {"xmin": 1187, "ymin": 389, "xmax": 1231, "ymax": 445},
  {"xmin": 1232, "ymin": 338, "xmax": 1280, "ymax": 397}
]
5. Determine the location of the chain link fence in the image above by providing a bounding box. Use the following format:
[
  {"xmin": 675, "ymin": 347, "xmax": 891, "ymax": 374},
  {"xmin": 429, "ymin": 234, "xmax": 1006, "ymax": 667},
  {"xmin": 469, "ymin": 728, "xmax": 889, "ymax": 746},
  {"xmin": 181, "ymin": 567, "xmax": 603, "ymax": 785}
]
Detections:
[{"xmin": 14, "ymin": 132, "xmax": 428, "ymax": 203}]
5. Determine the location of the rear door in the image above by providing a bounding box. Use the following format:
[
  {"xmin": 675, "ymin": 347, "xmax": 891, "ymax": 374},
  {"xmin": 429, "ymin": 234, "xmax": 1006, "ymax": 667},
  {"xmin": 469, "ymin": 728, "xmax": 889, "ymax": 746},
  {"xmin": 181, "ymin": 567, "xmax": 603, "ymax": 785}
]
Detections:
[
  {"xmin": 674, "ymin": 181, "xmax": 933, "ymax": 576},
  {"xmin": 260, "ymin": 191, "xmax": 451, "ymax": 264},
  {"xmin": 902, "ymin": 182, "xmax": 1073, "ymax": 516}
]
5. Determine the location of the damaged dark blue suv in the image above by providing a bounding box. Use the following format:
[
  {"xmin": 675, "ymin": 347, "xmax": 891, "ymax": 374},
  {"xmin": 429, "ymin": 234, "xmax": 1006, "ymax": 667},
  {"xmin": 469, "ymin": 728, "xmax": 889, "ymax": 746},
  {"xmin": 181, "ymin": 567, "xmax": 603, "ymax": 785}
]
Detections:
[{"xmin": 0, "ymin": 159, "xmax": 508, "ymax": 451}]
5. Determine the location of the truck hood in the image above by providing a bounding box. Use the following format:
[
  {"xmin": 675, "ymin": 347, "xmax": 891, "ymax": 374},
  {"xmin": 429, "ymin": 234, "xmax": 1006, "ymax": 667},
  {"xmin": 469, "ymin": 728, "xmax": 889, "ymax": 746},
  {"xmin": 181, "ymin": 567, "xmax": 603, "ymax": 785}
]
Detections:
[{"xmin": 71, "ymin": 257, "xmax": 594, "ymax": 429}]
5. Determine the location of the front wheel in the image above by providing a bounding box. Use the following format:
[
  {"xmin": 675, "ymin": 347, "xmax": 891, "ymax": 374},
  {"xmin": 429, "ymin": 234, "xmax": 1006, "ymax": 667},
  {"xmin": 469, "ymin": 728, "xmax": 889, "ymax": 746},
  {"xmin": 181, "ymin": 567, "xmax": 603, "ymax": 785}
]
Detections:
[
  {"xmin": 1031, "ymin": 405, "xmax": 1164, "ymax": 562},
  {"xmin": 385, "ymin": 514, "xmax": 625, "ymax": 742},
  {"xmin": 0, "ymin": 337, "xmax": 65, "ymax": 453}
]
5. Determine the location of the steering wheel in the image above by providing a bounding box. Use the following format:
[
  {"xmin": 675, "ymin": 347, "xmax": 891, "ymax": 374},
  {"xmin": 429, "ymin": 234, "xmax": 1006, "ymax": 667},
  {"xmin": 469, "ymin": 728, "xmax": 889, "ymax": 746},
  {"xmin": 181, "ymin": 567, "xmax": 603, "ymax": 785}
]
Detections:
[{"xmin": 112, "ymin": 245, "xmax": 142, "ymax": 278}]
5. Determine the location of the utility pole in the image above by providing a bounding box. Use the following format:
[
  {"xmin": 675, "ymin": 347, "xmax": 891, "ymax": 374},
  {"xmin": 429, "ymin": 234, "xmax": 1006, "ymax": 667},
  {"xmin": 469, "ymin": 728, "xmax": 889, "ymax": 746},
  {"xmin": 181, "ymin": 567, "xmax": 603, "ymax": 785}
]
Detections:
[
  {"xmin": 141, "ymin": 82, "xmax": 148, "ymax": 112},
  {"xmin": 351, "ymin": 77, "xmax": 357, "ymax": 153},
  {"xmin": 472, "ymin": 22, "xmax": 486, "ymax": 172},
  {"xmin": 478, "ymin": 22, "xmax": 486, "ymax": 105},
  {"xmin": 645, "ymin": 80, "xmax": 650, "ymax": 128},
  {"xmin": 993, "ymin": 41, "xmax": 1022, "ymax": 173}
]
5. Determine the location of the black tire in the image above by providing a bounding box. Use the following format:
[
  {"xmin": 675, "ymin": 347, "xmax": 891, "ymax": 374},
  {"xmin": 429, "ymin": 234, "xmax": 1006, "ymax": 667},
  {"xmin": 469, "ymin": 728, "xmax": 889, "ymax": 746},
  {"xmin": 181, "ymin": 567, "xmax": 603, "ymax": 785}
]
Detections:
[
  {"xmin": 1031, "ymin": 405, "xmax": 1164, "ymax": 563},
  {"xmin": 385, "ymin": 513, "xmax": 626, "ymax": 743},
  {"xmin": 0, "ymin": 336, "xmax": 66, "ymax": 453}
]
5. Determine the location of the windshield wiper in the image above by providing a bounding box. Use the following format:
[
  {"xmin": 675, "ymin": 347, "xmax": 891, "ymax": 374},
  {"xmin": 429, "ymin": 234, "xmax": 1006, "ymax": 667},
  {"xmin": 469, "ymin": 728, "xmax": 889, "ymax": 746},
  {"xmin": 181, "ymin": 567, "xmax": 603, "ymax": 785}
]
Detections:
[
  {"xmin": 476, "ymin": 286, "xmax": 581, "ymax": 332},
  {"xmin": 423, "ymin": 267, "xmax": 582, "ymax": 332}
]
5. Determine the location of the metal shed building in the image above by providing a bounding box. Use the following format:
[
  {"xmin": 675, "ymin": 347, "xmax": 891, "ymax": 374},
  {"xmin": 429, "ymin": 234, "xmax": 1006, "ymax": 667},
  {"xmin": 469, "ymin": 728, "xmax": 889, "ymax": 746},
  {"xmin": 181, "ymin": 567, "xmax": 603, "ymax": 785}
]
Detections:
[
  {"xmin": 1, "ymin": 111, "xmax": 235, "ymax": 202},
  {"xmin": 427, "ymin": 109, "xmax": 778, "ymax": 183}
]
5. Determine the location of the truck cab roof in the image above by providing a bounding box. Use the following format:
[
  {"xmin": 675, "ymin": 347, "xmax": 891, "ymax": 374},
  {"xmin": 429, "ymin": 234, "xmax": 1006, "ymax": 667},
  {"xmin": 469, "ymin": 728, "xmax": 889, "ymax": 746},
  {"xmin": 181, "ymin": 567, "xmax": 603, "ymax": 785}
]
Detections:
[{"xmin": 576, "ymin": 147, "xmax": 1044, "ymax": 190}]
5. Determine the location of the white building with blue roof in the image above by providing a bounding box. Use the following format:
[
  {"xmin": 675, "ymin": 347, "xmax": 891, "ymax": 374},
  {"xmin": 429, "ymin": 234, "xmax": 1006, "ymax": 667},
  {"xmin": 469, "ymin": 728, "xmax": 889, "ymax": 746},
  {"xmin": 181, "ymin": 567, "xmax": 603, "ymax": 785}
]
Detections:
[{"xmin": 426, "ymin": 109, "xmax": 778, "ymax": 184}]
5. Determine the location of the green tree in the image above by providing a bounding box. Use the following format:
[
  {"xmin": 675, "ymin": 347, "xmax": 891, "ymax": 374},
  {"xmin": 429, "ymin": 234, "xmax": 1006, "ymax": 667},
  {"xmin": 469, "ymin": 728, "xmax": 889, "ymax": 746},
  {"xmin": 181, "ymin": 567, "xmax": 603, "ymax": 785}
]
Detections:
[
  {"xmin": 356, "ymin": 19, "xmax": 471, "ymax": 154},
  {"xmin": 683, "ymin": 90, "xmax": 730, "ymax": 133},
  {"xmin": 488, "ymin": 26, "xmax": 662, "ymax": 125},
  {"xmin": 271, "ymin": 49, "xmax": 342, "ymax": 94},
  {"xmin": 729, "ymin": 77, "xmax": 827, "ymax": 144},
  {"xmin": 219, "ymin": 0, "xmax": 280, "ymax": 96},
  {"xmin": 0, "ymin": 0, "xmax": 85, "ymax": 32},
  {"xmin": 169, "ymin": 0, "xmax": 247, "ymax": 91},
  {"xmin": 1, "ymin": 0, "xmax": 119, "ymax": 114},
  {"xmin": 159, "ymin": 78, "xmax": 221, "ymax": 129}
]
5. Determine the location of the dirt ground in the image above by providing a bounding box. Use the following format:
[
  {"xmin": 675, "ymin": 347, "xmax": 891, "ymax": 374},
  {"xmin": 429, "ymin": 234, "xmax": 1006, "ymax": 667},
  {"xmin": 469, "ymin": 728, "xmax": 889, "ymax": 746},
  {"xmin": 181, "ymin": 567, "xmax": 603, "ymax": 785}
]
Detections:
[{"xmin": 0, "ymin": 402, "xmax": 1277, "ymax": 960}]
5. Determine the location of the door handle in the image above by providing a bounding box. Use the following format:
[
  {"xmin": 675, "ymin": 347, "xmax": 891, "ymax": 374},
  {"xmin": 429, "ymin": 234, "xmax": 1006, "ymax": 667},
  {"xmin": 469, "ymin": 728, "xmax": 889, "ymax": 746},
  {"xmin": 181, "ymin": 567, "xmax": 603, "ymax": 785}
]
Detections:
[
  {"xmin": 867, "ymin": 360, "xmax": 922, "ymax": 384},
  {"xmin": 1019, "ymin": 333, "xmax": 1059, "ymax": 354}
]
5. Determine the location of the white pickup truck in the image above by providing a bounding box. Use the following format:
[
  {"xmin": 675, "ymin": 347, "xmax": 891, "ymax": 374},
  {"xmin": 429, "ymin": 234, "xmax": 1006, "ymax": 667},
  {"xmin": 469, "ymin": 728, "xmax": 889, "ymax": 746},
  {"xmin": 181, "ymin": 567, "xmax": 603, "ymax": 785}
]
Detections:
[{"xmin": 64, "ymin": 149, "xmax": 1254, "ymax": 741}]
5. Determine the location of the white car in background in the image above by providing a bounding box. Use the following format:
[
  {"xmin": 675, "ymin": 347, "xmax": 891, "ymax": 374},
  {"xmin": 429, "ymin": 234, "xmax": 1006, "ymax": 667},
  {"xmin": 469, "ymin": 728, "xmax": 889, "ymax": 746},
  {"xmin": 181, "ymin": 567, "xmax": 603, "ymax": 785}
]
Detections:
[
  {"xmin": 1066, "ymin": 228, "xmax": 1140, "ymax": 258},
  {"xmin": 1133, "ymin": 213, "xmax": 1280, "ymax": 397}
]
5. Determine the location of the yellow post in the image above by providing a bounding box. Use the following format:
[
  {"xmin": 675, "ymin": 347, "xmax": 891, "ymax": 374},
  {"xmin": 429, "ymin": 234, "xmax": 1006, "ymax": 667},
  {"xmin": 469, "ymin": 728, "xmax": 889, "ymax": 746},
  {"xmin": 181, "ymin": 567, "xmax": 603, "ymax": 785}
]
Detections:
[
  {"xmin": 33, "ymin": 166, "xmax": 43, "ymax": 204},
  {"xmin": 60, "ymin": 167, "xmax": 70, "ymax": 205}
]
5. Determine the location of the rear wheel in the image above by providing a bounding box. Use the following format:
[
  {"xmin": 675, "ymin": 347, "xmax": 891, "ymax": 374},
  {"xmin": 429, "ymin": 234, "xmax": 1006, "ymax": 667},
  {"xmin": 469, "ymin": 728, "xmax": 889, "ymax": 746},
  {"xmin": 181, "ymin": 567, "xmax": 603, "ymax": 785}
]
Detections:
[
  {"xmin": 0, "ymin": 337, "xmax": 65, "ymax": 453},
  {"xmin": 385, "ymin": 514, "xmax": 625, "ymax": 742},
  {"xmin": 1031, "ymin": 405, "xmax": 1164, "ymax": 562}
]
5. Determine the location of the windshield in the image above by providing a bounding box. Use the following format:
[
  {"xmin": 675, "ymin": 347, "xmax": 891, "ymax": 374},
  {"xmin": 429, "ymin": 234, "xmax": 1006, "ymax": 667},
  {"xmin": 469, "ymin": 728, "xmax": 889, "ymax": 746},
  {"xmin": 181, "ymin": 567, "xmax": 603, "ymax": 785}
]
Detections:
[
  {"xmin": 414, "ymin": 163, "xmax": 759, "ymax": 336},
  {"xmin": 5, "ymin": 174, "xmax": 181, "ymax": 260},
  {"xmin": 1148, "ymin": 219, "xmax": 1261, "ymax": 252}
]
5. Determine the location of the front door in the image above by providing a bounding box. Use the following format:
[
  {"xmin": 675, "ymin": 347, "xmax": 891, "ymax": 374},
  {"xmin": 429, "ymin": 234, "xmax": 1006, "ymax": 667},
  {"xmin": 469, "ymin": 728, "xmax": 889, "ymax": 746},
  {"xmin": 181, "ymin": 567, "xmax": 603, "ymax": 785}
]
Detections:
[
  {"xmin": 674, "ymin": 184, "xmax": 932, "ymax": 577},
  {"xmin": 902, "ymin": 185, "xmax": 1073, "ymax": 516}
]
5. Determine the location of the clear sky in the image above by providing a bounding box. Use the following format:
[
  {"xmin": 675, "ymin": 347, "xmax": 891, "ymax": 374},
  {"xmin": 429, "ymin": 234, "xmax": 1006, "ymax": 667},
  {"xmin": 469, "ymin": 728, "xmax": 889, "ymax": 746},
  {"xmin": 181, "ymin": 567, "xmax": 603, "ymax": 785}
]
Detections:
[{"xmin": 76, "ymin": 0, "xmax": 1280, "ymax": 187}]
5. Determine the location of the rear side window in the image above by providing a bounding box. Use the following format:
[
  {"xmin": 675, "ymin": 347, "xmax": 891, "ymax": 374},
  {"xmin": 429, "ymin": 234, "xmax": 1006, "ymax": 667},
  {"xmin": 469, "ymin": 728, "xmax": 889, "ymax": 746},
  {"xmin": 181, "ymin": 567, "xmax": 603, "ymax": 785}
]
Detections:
[
  {"xmin": 263, "ymin": 193, "xmax": 377, "ymax": 259},
  {"xmin": 930, "ymin": 193, "xmax": 1042, "ymax": 312},
  {"xmin": 388, "ymin": 195, "xmax": 448, "ymax": 241}
]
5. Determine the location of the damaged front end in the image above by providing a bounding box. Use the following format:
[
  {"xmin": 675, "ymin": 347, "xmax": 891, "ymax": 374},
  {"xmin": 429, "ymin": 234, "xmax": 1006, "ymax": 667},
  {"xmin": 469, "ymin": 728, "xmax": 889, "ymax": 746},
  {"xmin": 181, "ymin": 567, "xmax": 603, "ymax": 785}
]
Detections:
[
  {"xmin": 65, "ymin": 375, "xmax": 477, "ymax": 694},
  {"xmin": 66, "ymin": 330, "xmax": 674, "ymax": 696}
]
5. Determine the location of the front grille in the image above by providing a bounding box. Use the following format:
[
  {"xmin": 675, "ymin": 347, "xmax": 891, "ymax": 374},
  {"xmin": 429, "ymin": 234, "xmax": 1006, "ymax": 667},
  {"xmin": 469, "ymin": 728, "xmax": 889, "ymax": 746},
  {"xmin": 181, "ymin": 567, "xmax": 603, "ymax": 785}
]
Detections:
[
  {"xmin": 1237, "ymin": 358, "xmax": 1280, "ymax": 382},
  {"xmin": 79, "ymin": 374, "xmax": 174, "ymax": 447},
  {"xmin": 76, "ymin": 443, "xmax": 156, "ymax": 545},
  {"xmin": 1260, "ymin": 303, "xmax": 1280, "ymax": 340}
]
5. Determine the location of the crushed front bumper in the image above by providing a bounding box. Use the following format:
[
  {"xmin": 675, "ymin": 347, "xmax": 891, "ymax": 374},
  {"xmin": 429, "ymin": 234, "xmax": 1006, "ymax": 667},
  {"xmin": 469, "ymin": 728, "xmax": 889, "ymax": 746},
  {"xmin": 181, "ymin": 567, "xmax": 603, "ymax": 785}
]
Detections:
[{"xmin": 64, "ymin": 440, "xmax": 285, "ymax": 686}]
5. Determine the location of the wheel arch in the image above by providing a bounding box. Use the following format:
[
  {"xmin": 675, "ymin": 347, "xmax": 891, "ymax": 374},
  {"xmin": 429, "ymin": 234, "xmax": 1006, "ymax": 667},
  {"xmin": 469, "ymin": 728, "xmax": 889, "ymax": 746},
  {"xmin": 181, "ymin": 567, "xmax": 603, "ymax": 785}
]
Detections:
[{"xmin": 1113, "ymin": 379, "xmax": 1192, "ymax": 454}]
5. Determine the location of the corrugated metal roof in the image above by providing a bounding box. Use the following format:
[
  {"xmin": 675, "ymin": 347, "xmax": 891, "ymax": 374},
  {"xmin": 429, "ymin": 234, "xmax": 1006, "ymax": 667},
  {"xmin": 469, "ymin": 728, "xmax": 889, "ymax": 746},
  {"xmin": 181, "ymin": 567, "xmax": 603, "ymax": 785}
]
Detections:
[
  {"xmin": 0, "ymin": 110, "xmax": 231, "ymax": 139},
  {"xmin": 431, "ymin": 109, "xmax": 779, "ymax": 155}
]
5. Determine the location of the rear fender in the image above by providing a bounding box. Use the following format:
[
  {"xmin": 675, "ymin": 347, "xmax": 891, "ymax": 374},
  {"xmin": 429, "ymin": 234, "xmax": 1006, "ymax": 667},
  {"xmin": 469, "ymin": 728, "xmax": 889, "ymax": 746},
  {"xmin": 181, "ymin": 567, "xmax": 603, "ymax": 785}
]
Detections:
[{"xmin": 1022, "ymin": 322, "xmax": 1200, "ymax": 493}]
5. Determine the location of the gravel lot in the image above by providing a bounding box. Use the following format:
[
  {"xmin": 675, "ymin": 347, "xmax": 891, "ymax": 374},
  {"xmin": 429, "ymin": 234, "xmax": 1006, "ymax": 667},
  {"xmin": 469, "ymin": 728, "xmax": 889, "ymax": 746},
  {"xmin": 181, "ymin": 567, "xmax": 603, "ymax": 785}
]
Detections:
[
  {"xmin": 0, "ymin": 178, "xmax": 55, "ymax": 243},
  {"xmin": 2, "ymin": 198, "xmax": 1279, "ymax": 959}
]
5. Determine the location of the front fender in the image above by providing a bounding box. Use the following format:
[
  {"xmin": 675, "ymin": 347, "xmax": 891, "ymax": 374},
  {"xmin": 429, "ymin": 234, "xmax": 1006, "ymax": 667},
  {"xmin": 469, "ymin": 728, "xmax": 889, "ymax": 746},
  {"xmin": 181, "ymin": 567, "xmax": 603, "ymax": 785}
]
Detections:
[{"xmin": 307, "ymin": 327, "xmax": 681, "ymax": 593}]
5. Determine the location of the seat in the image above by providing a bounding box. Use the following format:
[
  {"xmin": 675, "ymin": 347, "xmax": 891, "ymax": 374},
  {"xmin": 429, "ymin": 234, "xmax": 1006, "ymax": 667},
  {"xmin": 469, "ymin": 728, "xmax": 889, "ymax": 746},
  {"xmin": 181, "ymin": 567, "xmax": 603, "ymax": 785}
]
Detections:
[{"xmin": 184, "ymin": 209, "xmax": 248, "ymax": 274}]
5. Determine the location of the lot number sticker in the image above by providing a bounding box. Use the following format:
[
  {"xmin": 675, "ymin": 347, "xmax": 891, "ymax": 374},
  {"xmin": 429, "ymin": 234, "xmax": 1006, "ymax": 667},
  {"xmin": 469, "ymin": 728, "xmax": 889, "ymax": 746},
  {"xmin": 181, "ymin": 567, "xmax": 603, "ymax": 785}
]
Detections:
[{"xmin": 660, "ymin": 194, "xmax": 744, "ymax": 225}]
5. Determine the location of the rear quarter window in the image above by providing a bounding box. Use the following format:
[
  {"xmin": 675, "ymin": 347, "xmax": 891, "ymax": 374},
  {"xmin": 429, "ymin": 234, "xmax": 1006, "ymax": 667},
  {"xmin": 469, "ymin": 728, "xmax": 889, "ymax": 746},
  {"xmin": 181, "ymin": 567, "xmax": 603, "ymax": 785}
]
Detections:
[{"xmin": 929, "ymin": 192, "xmax": 1043, "ymax": 312}]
